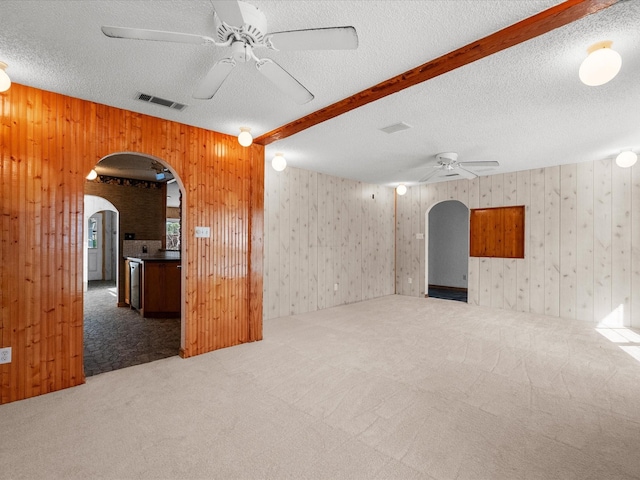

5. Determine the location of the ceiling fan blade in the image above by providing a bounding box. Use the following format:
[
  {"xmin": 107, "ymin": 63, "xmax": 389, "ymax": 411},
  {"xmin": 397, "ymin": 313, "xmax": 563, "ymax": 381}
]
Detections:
[
  {"xmin": 266, "ymin": 26, "xmax": 358, "ymax": 51},
  {"xmin": 454, "ymin": 167, "xmax": 478, "ymax": 180},
  {"xmin": 419, "ymin": 168, "xmax": 442, "ymax": 183},
  {"xmin": 211, "ymin": 1, "xmax": 245, "ymax": 26},
  {"xmin": 101, "ymin": 26, "xmax": 216, "ymax": 45},
  {"xmin": 458, "ymin": 161, "xmax": 500, "ymax": 168},
  {"xmin": 193, "ymin": 58, "xmax": 236, "ymax": 100},
  {"xmin": 255, "ymin": 59, "xmax": 314, "ymax": 104}
]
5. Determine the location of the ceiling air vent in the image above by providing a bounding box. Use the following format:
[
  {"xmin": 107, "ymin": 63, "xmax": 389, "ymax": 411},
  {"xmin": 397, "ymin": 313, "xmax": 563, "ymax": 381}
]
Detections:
[
  {"xmin": 136, "ymin": 92, "xmax": 187, "ymax": 111},
  {"xmin": 379, "ymin": 122, "xmax": 412, "ymax": 134}
]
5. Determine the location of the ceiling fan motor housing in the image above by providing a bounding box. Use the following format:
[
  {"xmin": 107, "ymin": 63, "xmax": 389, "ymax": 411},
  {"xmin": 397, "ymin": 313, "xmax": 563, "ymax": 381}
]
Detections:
[{"xmin": 214, "ymin": 1, "xmax": 267, "ymax": 46}]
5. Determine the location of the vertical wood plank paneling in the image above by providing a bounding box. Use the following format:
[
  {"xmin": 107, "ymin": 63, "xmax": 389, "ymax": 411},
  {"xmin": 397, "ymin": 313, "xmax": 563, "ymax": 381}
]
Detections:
[
  {"xmin": 478, "ymin": 177, "xmax": 492, "ymax": 307},
  {"xmin": 544, "ymin": 167, "xmax": 560, "ymax": 317},
  {"xmin": 611, "ymin": 164, "xmax": 631, "ymax": 326},
  {"xmin": 267, "ymin": 167, "xmax": 280, "ymax": 319},
  {"xmin": 298, "ymin": 169, "xmax": 310, "ymax": 314},
  {"xmin": 593, "ymin": 159, "xmax": 612, "ymax": 323},
  {"xmin": 516, "ymin": 170, "xmax": 530, "ymax": 313},
  {"xmin": 279, "ymin": 168, "xmax": 291, "ymax": 316},
  {"xmin": 338, "ymin": 178, "xmax": 349, "ymax": 305},
  {"xmin": 396, "ymin": 190, "xmax": 408, "ymax": 294},
  {"xmin": 632, "ymin": 164, "xmax": 640, "ymax": 328},
  {"xmin": 491, "ymin": 175, "xmax": 504, "ymax": 309},
  {"xmin": 1, "ymin": 84, "xmax": 264, "ymax": 404},
  {"xmin": 560, "ymin": 164, "xmax": 577, "ymax": 319},
  {"xmin": 308, "ymin": 172, "xmax": 318, "ymax": 313},
  {"xmin": 503, "ymin": 173, "xmax": 517, "ymax": 310},
  {"xmin": 529, "ymin": 169, "xmax": 545, "ymax": 314},
  {"xmin": 467, "ymin": 178, "xmax": 480, "ymax": 305},
  {"xmin": 350, "ymin": 181, "xmax": 363, "ymax": 304},
  {"xmin": 392, "ymin": 158, "xmax": 636, "ymax": 330},
  {"xmin": 289, "ymin": 168, "xmax": 300, "ymax": 315},
  {"xmin": 576, "ymin": 161, "xmax": 594, "ymax": 322},
  {"xmin": 410, "ymin": 186, "xmax": 421, "ymax": 296},
  {"xmin": 263, "ymin": 168, "xmax": 395, "ymax": 318}
]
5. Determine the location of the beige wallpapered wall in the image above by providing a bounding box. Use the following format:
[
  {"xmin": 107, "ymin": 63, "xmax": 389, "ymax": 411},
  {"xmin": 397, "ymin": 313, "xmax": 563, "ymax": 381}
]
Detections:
[
  {"xmin": 396, "ymin": 158, "xmax": 640, "ymax": 328},
  {"xmin": 263, "ymin": 165, "xmax": 395, "ymax": 320}
]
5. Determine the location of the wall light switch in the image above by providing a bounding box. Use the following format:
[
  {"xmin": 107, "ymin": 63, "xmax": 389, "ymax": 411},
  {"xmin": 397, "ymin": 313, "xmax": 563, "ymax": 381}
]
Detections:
[
  {"xmin": 416, "ymin": 233, "xmax": 425, "ymax": 240},
  {"xmin": 195, "ymin": 226, "xmax": 211, "ymax": 238},
  {"xmin": 408, "ymin": 277, "xmax": 412, "ymax": 284}
]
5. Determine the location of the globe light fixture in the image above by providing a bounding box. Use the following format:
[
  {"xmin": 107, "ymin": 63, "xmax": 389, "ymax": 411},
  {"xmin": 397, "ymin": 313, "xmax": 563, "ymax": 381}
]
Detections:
[
  {"xmin": 272, "ymin": 152, "xmax": 287, "ymax": 172},
  {"xmin": 396, "ymin": 184, "xmax": 407, "ymax": 196},
  {"xmin": 0, "ymin": 62, "xmax": 11, "ymax": 92},
  {"xmin": 86, "ymin": 169, "xmax": 98, "ymax": 180},
  {"xmin": 579, "ymin": 41, "xmax": 622, "ymax": 86},
  {"xmin": 615, "ymin": 150, "xmax": 637, "ymax": 168},
  {"xmin": 238, "ymin": 127, "xmax": 253, "ymax": 147}
]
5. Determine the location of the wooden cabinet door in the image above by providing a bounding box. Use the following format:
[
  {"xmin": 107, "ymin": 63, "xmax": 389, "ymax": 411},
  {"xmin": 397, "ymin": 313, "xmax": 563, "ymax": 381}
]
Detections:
[
  {"xmin": 141, "ymin": 261, "xmax": 181, "ymax": 317},
  {"xmin": 163, "ymin": 263, "xmax": 181, "ymax": 313}
]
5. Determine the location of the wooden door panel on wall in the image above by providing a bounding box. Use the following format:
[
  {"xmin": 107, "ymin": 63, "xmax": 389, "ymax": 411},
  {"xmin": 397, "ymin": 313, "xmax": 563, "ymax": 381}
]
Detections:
[
  {"xmin": 0, "ymin": 83, "xmax": 264, "ymax": 404},
  {"xmin": 469, "ymin": 206, "xmax": 525, "ymax": 259}
]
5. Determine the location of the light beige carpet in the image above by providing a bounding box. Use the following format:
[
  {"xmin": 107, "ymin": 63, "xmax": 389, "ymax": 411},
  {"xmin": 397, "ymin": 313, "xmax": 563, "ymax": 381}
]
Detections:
[{"xmin": 2, "ymin": 295, "xmax": 640, "ymax": 479}]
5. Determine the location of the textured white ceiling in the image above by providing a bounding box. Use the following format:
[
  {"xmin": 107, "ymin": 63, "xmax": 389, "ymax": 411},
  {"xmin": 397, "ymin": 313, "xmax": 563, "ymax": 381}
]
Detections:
[{"xmin": 1, "ymin": 0, "xmax": 639, "ymax": 186}]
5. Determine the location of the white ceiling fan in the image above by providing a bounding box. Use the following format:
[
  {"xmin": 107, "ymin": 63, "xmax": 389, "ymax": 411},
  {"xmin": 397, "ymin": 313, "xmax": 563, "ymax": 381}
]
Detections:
[
  {"xmin": 419, "ymin": 152, "xmax": 499, "ymax": 183},
  {"xmin": 101, "ymin": 0, "xmax": 358, "ymax": 104}
]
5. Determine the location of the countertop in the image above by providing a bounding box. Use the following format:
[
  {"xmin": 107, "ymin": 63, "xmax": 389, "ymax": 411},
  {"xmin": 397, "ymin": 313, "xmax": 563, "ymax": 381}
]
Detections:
[{"xmin": 126, "ymin": 252, "xmax": 181, "ymax": 262}]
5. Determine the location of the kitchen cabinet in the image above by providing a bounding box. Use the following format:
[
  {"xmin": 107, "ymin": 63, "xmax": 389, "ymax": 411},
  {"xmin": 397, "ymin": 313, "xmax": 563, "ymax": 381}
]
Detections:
[
  {"xmin": 125, "ymin": 254, "xmax": 181, "ymax": 318},
  {"xmin": 141, "ymin": 261, "xmax": 181, "ymax": 317}
]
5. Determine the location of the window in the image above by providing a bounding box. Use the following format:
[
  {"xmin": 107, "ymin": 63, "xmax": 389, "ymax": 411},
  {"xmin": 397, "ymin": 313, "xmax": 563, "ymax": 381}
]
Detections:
[
  {"xmin": 88, "ymin": 217, "xmax": 98, "ymax": 249},
  {"xmin": 166, "ymin": 219, "xmax": 180, "ymax": 251}
]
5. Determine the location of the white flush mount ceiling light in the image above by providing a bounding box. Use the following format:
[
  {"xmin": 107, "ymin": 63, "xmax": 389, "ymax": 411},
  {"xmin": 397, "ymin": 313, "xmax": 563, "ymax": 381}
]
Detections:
[
  {"xmin": 272, "ymin": 152, "xmax": 287, "ymax": 172},
  {"xmin": 238, "ymin": 127, "xmax": 253, "ymax": 147},
  {"xmin": 396, "ymin": 184, "xmax": 407, "ymax": 196},
  {"xmin": 616, "ymin": 150, "xmax": 637, "ymax": 168},
  {"xmin": 0, "ymin": 61, "xmax": 11, "ymax": 92},
  {"xmin": 86, "ymin": 169, "xmax": 98, "ymax": 180},
  {"xmin": 579, "ymin": 41, "xmax": 622, "ymax": 86}
]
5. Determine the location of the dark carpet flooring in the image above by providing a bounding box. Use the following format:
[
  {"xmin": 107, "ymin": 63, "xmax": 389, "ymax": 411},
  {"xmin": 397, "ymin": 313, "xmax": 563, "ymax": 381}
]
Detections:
[
  {"xmin": 428, "ymin": 287, "xmax": 468, "ymax": 303},
  {"xmin": 83, "ymin": 281, "xmax": 180, "ymax": 377}
]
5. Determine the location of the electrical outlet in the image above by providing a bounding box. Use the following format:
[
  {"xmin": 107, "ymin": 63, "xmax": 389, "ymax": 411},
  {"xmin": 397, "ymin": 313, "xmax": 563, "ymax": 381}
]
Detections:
[
  {"xmin": 0, "ymin": 347, "xmax": 11, "ymax": 364},
  {"xmin": 408, "ymin": 277, "xmax": 412, "ymax": 284},
  {"xmin": 334, "ymin": 283, "xmax": 339, "ymax": 291}
]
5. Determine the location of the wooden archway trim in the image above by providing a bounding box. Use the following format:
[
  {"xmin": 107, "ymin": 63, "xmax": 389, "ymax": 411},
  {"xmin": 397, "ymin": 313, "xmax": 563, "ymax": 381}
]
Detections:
[{"xmin": 255, "ymin": 0, "xmax": 619, "ymax": 146}]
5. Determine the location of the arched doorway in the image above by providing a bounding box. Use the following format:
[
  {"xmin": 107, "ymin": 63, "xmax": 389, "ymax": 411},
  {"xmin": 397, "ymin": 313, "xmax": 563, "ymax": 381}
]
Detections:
[
  {"xmin": 83, "ymin": 153, "xmax": 185, "ymax": 376},
  {"xmin": 425, "ymin": 200, "xmax": 469, "ymax": 302},
  {"xmin": 84, "ymin": 196, "xmax": 119, "ymax": 292}
]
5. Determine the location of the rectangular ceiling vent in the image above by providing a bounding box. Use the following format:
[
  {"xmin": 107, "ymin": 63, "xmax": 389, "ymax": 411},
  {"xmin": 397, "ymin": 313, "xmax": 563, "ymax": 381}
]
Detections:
[
  {"xmin": 136, "ymin": 92, "xmax": 187, "ymax": 111},
  {"xmin": 379, "ymin": 122, "xmax": 412, "ymax": 134}
]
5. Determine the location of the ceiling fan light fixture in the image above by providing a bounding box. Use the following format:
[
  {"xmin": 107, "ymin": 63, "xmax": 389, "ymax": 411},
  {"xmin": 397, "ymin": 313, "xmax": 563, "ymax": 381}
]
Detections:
[
  {"xmin": 0, "ymin": 61, "xmax": 11, "ymax": 92},
  {"xmin": 396, "ymin": 184, "xmax": 407, "ymax": 196},
  {"xmin": 616, "ymin": 150, "xmax": 637, "ymax": 168},
  {"xmin": 86, "ymin": 169, "xmax": 98, "ymax": 181},
  {"xmin": 579, "ymin": 41, "xmax": 621, "ymax": 86},
  {"xmin": 272, "ymin": 152, "xmax": 287, "ymax": 172},
  {"xmin": 238, "ymin": 127, "xmax": 253, "ymax": 147}
]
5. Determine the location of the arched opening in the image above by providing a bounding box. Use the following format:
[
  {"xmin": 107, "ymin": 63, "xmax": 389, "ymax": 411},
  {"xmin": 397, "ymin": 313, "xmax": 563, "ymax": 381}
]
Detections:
[
  {"xmin": 83, "ymin": 152, "xmax": 185, "ymax": 376},
  {"xmin": 425, "ymin": 200, "xmax": 469, "ymax": 302}
]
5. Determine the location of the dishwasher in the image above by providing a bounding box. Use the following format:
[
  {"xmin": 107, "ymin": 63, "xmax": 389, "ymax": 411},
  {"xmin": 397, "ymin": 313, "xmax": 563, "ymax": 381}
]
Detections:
[{"xmin": 130, "ymin": 261, "xmax": 141, "ymax": 310}]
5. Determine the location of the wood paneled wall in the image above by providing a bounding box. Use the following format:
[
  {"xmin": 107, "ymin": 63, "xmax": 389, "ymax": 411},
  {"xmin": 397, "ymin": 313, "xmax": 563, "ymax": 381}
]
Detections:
[
  {"xmin": 263, "ymin": 165, "xmax": 395, "ymax": 320},
  {"xmin": 396, "ymin": 160, "xmax": 640, "ymax": 327},
  {"xmin": 0, "ymin": 84, "xmax": 264, "ymax": 404}
]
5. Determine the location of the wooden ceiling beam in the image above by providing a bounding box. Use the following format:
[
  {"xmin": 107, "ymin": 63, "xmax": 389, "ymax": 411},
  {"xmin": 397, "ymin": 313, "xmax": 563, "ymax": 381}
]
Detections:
[{"xmin": 255, "ymin": 0, "xmax": 619, "ymax": 146}]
